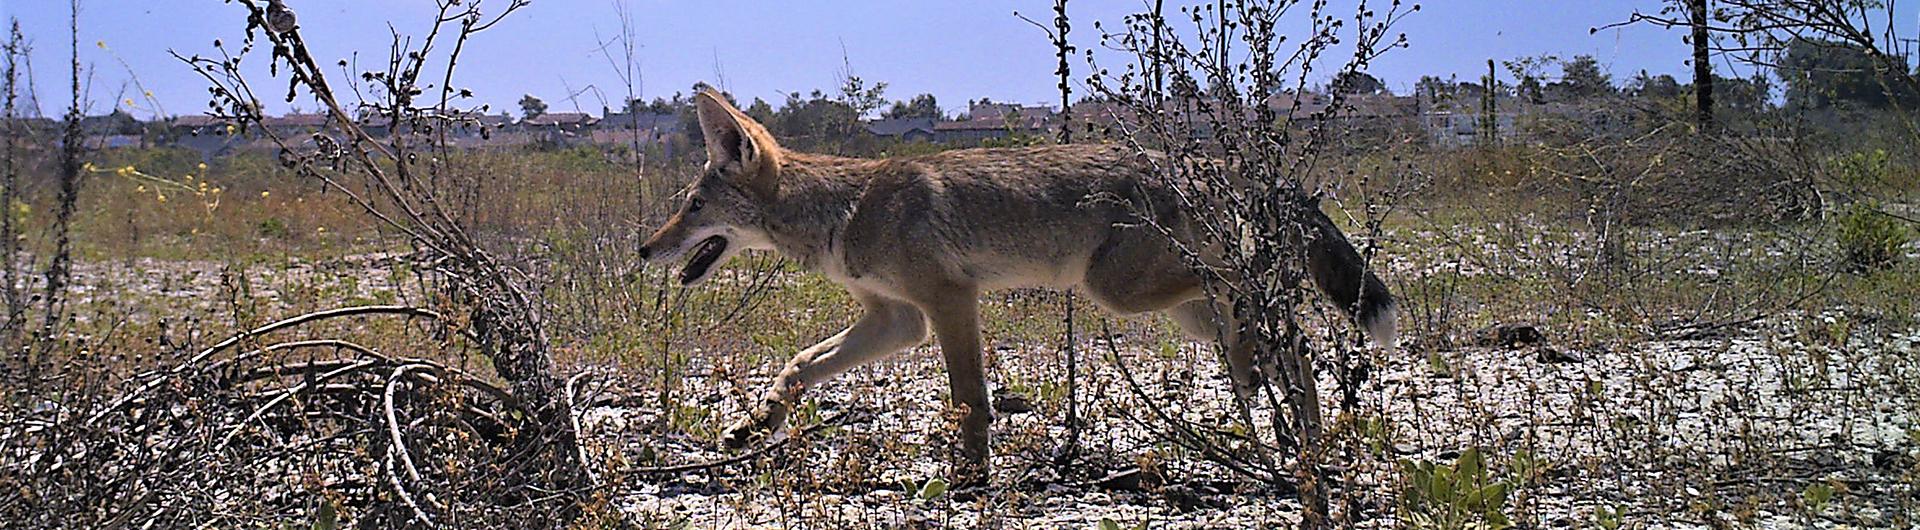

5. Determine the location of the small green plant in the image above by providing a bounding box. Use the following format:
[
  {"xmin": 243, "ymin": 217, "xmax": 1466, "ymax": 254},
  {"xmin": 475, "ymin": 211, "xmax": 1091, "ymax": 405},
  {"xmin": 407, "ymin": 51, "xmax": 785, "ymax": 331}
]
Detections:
[
  {"xmin": 1359, "ymin": 416, "xmax": 1394, "ymax": 457},
  {"xmin": 257, "ymin": 216, "xmax": 290, "ymax": 239},
  {"xmin": 1801, "ymin": 480, "xmax": 1835, "ymax": 513},
  {"xmin": 1509, "ymin": 450, "xmax": 1549, "ymax": 486},
  {"xmin": 908, "ymin": 477, "xmax": 947, "ymax": 501},
  {"xmin": 1591, "ymin": 505, "xmax": 1623, "ymax": 530},
  {"xmin": 1400, "ymin": 448, "xmax": 1514, "ymax": 530},
  {"xmin": 1835, "ymin": 202, "xmax": 1910, "ymax": 272},
  {"xmin": 1427, "ymin": 351, "xmax": 1454, "ymax": 378}
]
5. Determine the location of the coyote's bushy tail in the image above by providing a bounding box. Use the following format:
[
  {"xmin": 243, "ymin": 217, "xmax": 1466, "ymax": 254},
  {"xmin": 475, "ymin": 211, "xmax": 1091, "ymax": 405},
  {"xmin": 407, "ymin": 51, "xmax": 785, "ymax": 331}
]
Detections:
[{"xmin": 1301, "ymin": 203, "xmax": 1397, "ymax": 348}]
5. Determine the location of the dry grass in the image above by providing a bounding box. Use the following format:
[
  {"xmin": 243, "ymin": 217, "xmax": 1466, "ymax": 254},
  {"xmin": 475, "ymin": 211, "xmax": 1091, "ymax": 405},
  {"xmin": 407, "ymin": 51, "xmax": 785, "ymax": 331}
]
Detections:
[{"xmin": 2, "ymin": 129, "xmax": 1912, "ymax": 527}]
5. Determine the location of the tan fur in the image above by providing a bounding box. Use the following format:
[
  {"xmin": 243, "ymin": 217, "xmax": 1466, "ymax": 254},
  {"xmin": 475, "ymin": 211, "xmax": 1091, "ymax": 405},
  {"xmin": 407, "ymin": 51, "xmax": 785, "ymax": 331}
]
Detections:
[{"xmin": 639, "ymin": 89, "xmax": 1394, "ymax": 483}]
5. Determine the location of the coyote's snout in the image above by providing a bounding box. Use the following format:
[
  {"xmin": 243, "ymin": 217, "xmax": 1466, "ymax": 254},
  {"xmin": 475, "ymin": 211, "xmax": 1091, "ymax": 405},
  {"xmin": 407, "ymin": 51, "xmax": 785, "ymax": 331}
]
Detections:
[{"xmin": 639, "ymin": 88, "xmax": 1396, "ymax": 485}]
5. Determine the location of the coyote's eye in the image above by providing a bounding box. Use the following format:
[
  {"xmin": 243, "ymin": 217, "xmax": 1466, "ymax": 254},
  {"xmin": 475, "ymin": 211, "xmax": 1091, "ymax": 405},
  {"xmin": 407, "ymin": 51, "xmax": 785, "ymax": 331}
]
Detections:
[{"xmin": 688, "ymin": 197, "xmax": 705, "ymax": 213}]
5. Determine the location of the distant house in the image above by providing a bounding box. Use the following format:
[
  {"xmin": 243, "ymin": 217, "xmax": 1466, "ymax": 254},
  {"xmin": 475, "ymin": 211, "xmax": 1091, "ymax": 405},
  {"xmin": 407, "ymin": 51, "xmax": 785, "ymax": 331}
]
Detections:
[
  {"xmin": 80, "ymin": 111, "xmax": 142, "ymax": 136},
  {"xmin": 358, "ymin": 116, "xmax": 389, "ymax": 138},
  {"xmin": 934, "ymin": 101, "xmax": 1053, "ymax": 143},
  {"xmin": 597, "ymin": 111, "xmax": 680, "ymax": 144},
  {"xmin": 169, "ymin": 114, "xmax": 234, "ymax": 137},
  {"xmin": 864, "ymin": 117, "xmax": 935, "ymax": 142},
  {"xmin": 260, "ymin": 113, "xmax": 334, "ymax": 136},
  {"xmin": 522, "ymin": 112, "xmax": 596, "ymax": 131},
  {"xmin": 459, "ymin": 113, "xmax": 513, "ymax": 137},
  {"xmin": 1340, "ymin": 94, "xmax": 1417, "ymax": 121},
  {"xmin": 1421, "ymin": 110, "xmax": 1517, "ymax": 148},
  {"xmin": 599, "ymin": 111, "xmax": 674, "ymax": 131},
  {"xmin": 1067, "ymin": 100, "xmax": 1129, "ymax": 124},
  {"xmin": 164, "ymin": 115, "xmax": 245, "ymax": 161},
  {"xmin": 353, "ymin": 110, "xmax": 509, "ymax": 139},
  {"xmin": 518, "ymin": 112, "xmax": 596, "ymax": 147},
  {"xmin": 1266, "ymin": 92, "xmax": 1333, "ymax": 116}
]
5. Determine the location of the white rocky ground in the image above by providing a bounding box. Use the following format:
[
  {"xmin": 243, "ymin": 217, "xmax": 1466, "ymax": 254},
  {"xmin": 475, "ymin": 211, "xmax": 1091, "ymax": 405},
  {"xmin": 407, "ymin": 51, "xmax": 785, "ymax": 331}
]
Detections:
[
  {"xmin": 32, "ymin": 236, "xmax": 1915, "ymax": 528},
  {"xmin": 586, "ymin": 317, "xmax": 1917, "ymax": 529}
]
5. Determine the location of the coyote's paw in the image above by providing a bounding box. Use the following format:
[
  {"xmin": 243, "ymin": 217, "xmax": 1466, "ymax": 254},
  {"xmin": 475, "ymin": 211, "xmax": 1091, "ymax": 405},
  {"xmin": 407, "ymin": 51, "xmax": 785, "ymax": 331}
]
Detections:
[
  {"xmin": 719, "ymin": 416, "xmax": 769, "ymax": 450},
  {"xmin": 719, "ymin": 403, "xmax": 786, "ymax": 450}
]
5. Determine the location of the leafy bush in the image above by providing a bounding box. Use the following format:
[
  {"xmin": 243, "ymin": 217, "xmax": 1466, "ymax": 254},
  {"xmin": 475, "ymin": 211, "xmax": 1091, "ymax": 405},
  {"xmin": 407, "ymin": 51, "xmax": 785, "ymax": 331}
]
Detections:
[
  {"xmin": 1835, "ymin": 203, "xmax": 1910, "ymax": 272},
  {"xmin": 1826, "ymin": 149, "xmax": 1891, "ymax": 191},
  {"xmin": 1400, "ymin": 448, "xmax": 1514, "ymax": 530}
]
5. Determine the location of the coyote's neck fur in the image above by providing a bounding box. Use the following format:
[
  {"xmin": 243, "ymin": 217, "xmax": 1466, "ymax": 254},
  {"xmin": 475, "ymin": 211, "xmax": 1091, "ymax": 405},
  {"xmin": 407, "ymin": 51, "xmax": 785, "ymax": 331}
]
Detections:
[{"xmin": 758, "ymin": 151, "xmax": 876, "ymax": 271}]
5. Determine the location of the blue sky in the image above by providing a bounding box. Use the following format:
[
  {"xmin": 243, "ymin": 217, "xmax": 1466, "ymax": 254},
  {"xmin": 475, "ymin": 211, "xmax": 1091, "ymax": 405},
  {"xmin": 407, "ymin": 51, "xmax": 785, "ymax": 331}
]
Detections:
[{"xmin": 2, "ymin": 1, "xmax": 1915, "ymax": 119}]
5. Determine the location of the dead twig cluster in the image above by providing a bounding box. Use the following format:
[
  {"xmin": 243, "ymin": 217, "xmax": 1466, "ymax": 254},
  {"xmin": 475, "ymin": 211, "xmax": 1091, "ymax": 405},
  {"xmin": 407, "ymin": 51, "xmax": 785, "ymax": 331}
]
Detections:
[{"xmin": 1083, "ymin": 0, "xmax": 1415, "ymax": 525}]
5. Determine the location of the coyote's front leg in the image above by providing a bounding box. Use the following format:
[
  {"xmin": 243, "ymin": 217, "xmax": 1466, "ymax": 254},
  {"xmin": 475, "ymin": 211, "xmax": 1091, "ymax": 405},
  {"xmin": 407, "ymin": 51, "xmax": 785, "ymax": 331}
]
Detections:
[
  {"xmin": 722, "ymin": 295, "xmax": 927, "ymax": 449},
  {"xmin": 915, "ymin": 285, "xmax": 992, "ymax": 487}
]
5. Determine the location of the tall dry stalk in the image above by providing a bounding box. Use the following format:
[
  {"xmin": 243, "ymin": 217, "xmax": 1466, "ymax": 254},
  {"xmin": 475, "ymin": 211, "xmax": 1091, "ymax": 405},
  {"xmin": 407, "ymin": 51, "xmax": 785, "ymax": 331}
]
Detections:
[{"xmin": 2, "ymin": 20, "xmax": 24, "ymax": 355}]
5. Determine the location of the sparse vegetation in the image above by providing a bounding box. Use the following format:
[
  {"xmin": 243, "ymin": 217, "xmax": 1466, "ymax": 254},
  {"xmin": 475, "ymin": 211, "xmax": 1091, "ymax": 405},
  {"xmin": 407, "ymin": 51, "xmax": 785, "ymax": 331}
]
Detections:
[{"xmin": 2, "ymin": 0, "xmax": 1917, "ymax": 528}]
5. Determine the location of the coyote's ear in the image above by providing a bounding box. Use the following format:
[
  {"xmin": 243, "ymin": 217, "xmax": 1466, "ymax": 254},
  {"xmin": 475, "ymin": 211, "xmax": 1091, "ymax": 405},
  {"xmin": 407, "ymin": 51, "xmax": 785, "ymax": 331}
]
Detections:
[{"xmin": 694, "ymin": 89, "xmax": 781, "ymax": 197}]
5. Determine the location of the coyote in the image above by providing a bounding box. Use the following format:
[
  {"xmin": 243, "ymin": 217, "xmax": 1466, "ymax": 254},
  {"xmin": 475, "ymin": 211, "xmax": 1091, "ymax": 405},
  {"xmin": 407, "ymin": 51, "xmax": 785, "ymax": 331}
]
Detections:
[{"xmin": 639, "ymin": 90, "xmax": 1395, "ymax": 482}]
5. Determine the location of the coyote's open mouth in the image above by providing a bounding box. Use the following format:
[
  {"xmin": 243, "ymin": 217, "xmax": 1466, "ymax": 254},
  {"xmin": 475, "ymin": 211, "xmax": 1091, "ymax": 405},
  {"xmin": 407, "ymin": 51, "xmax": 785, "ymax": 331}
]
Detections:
[{"xmin": 678, "ymin": 235, "xmax": 730, "ymax": 285}]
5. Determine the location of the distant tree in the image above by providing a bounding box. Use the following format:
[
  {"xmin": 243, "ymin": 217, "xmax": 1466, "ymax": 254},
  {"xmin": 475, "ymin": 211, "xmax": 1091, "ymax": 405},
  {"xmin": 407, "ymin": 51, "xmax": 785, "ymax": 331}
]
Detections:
[
  {"xmin": 1555, "ymin": 55, "xmax": 1615, "ymax": 99},
  {"xmin": 1333, "ymin": 71, "xmax": 1386, "ymax": 95},
  {"xmin": 1514, "ymin": 77, "xmax": 1544, "ymax": 104},
  {"xmin": 1714, "ymin": 73, "xmax": 1773, "ymax": 113},
  {"xmin": 518, "ymin": 94, "xmax": 547, "ymax": 120},
  {"xmin": 1779, "ymin": 38, "xmax": 1920, "ymax": 110},
  {"xmin": 646, "ymin": 97, "xmax": 673, "ymax": 114},
  {"xmin": 1610, "ymin": 0, "xmax": 1920, "ymax": 126},
  {"xmin": 883, "ymin": 93, "xmax": 944, "ymax": 120},
  {"xmin": 774, "ymin": 89, "xmax": 861, "ymax": 149},
  {"xmin": 1415, "ymin": 75, "xmax": 1458, "ymax": 109},
  {"xmin": 1629, "ymin": 71, "xmax": 1683, "ymax": 99},
  {"xmin": 837, "ymin": 75, "xmax": 888, "ymax": 119},
  {"xmin": 744, "ymin": 97, "xmax": 777, "ymax": 125},
  {"xmin": 1503, "ymin": 55, "xmax": 1558, "ymax": 104}
]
